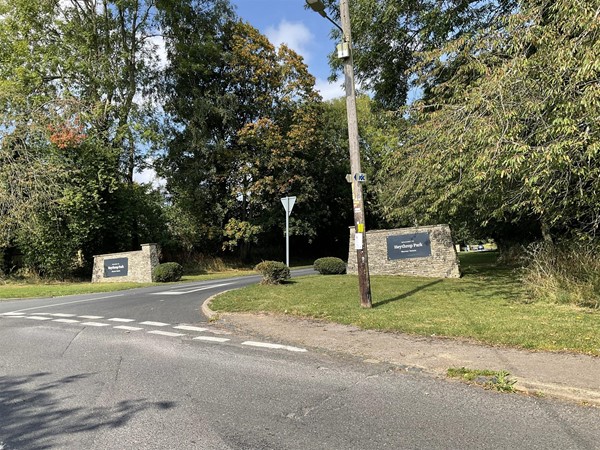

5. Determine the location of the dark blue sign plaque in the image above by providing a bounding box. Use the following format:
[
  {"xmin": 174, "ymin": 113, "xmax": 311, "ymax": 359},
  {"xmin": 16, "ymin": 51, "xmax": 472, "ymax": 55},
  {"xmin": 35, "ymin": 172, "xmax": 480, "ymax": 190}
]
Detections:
[
  {"xmin": 104, "ymin": 257, "xmax": 129, "ymax": 277},
  {"xmin": 387, "ymin": 233, "xmax": 432, "ymax": 260}
]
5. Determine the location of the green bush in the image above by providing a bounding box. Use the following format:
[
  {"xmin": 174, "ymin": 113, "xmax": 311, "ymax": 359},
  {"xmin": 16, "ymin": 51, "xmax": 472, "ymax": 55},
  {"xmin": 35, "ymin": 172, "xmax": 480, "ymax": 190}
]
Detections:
[
  {"xmin": 314, "ymin": 257, "xmax": 347, "ymax": 275},
  {"xmin": 254, "ymin": 260, "xmax": 290, "ymax": 285},
  {"xmin": 153, "ymin": 262, "xmax": 184, "ymax": 282}
]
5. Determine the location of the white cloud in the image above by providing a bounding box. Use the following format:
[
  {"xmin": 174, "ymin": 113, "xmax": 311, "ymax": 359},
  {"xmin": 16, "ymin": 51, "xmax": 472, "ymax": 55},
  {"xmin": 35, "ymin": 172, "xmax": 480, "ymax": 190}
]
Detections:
[
  {"xmin": 265, "ymin": 20, "xmax": 313, "ymax": 61},
  {"xmin": 314, "ymin": 77, "xmax": 345, "ymax": 101},
  {"xmin": 134, "ymin": 166, "xmax": 166, "ymax": 189},
  {"xmin": 148, "ymin": 35, "xmax": 168, "ymax": 69}
]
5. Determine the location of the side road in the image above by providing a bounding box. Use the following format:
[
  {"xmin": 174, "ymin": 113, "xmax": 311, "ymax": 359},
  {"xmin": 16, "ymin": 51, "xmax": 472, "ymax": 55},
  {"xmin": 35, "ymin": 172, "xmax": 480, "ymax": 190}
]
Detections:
[{"xmin": 203, "ymin": 298, "xmax": 600, "ymax": 406}]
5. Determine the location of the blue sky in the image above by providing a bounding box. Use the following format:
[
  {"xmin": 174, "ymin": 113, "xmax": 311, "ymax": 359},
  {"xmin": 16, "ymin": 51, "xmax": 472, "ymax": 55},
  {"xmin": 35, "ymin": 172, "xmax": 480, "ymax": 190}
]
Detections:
[{"xmin": 230, "ymin": 0, "xmax": 344, "ymax": 100}]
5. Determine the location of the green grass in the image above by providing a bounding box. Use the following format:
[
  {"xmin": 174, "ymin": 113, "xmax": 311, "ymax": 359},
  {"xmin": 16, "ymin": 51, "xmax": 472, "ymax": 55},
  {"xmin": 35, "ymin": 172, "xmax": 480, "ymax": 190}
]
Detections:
[
  {"xmin": 0, "ymin": 281, "xmax": 156, "ymax": 299},
  {"xmin": 211, "ymin": 252, "xmax": 600, "ymax": 355},
  {"xmin": 447, "ymin": 367, "xmax": 517, "ymax": 392},
  {"xmin": 0, "ymin": 269, "xmax": 258, "ymax": 300}
]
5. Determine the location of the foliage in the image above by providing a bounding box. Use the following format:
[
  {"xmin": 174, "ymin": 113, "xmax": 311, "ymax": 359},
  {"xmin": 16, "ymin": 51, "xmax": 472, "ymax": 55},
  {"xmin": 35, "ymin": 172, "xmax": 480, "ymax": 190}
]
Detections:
[
  {"xmin": 321, "ymin": 96, "xmax": 403, "ymax": 231},
  {"xmin": 153, "ymin": 262, "xmax": 184, "ymax": 283},
  {"xmin": 447, "ymin": 367, "xmax": 517, "ymax": 392},
  {"xmin": 522, "ymin": 241, "xmax": 600, "ymax": 309},
  {"xmin": 314, "ymin": 257, "xmax": 347, "ymax": 275},
  {"xmin": 320, "ymin": 0, "xmax": 515, "ymax": 109},
  {"xmin": 158, "ymin": 15, "xmax": 353, "ymax": 258},
  {"xmin": 0, "ymin": 0, "xmax": 174, "ymax": 278},
  {"xmin": 254, "ymin": 260, "xmax": 290, "ymax": 285},
  {"xmin": 377, "ymin": 0, "xmax": 600, "ymax": 243}
]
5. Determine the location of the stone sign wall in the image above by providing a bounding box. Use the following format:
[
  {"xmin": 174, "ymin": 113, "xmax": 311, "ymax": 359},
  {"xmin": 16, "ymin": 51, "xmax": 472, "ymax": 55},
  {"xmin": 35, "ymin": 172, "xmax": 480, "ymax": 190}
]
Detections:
[
  {"xmin": 348, "ymin": 225, "xmax": 460, "ymax": 278},
  {"xmin": 92, "ymin": 244, "xmax": 159, "ymax": 283}
]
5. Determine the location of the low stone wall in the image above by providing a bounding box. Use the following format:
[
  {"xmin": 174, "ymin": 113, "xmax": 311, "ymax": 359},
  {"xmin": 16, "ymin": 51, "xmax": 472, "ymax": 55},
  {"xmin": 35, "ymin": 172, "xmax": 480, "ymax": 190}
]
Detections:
[
  {"xmin": 348, "ymin": 225, "xmax": 461, "ymax": 278},
  {"xmin": 92, "ymin": 244, "xmax": 159, "ymax": 283}
]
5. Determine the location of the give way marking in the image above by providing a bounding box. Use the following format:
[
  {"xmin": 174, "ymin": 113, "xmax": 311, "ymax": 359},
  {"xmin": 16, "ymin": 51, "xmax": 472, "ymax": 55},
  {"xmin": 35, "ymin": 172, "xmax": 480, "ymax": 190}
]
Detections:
[{"xmin": 151, "ymin": 282, "xmax": 234, "ymax": 296}]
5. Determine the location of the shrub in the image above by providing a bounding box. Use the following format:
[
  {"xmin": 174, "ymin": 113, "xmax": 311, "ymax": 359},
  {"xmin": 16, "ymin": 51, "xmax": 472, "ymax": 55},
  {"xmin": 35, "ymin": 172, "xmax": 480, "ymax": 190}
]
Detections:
[
  {"xmin": 153, "ymin": 262, "xmax": 184, "ymax": 282},
  {"xmin": 521, "ymin": 241, "xmax": 600, "ymax": 309},
  {"xmin": 314, "ymin": 257, "xmax": 346, "ymax": 275},
  {"xmin": 254, "ymin": 260, "xmax": 290, "ymax": 285}
]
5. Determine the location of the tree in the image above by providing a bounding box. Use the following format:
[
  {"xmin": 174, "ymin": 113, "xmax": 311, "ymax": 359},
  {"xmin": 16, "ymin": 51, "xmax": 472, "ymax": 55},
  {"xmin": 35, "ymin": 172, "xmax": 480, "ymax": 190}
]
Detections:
[
  {"xmin": 320, "ymin": 0, "xmax": 516, "ymax": 110},
  {"xmin": 378, "ymin": 0, "xmax": 600, "ymax": 244},
  {"xmin": 0, "ymin": 0, "xmax": 171, "ymax": 276},
  {"xmin": 158, "ymin": 16, "xmax": 350, "ymax": 260}
]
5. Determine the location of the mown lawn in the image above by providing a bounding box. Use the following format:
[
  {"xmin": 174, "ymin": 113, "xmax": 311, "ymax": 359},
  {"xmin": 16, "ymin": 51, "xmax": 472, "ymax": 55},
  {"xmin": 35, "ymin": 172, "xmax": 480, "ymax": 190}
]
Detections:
[
  {"xmin": 0, "ymin": 270, "xmax": 257, "ymax": 300},
  {"xmin": 211, "ymin": 252, "xmax": 600, "ymax": 355}
]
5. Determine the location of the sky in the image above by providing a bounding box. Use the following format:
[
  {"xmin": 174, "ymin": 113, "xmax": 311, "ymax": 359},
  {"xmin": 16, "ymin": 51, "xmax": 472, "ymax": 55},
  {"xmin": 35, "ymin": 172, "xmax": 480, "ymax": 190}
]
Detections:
[{"xmin": 230, "ymin": 0, "xmax": 344, "ymax": 100}]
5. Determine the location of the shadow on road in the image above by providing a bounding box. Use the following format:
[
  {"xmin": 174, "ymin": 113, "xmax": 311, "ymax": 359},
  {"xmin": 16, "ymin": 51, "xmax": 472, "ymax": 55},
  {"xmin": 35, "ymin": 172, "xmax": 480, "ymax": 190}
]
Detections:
[{"xmin": 0, "ymin": 372, "xmax": 176, "ymax": 449}]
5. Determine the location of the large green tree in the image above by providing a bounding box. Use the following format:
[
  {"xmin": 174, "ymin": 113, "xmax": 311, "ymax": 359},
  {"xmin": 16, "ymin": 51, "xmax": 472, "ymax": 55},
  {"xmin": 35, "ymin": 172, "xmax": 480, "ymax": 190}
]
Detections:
[
  {"xmin": 378, "ymin": 0, "xmax": 600, "ymax": 243},
  {"xmin": 320, "ymin": 0, "xmax": 516, "ymax": 110},
  {"xmin": 158, "ymin": 16, "xmax": 350, "ymax": 260},
  {"xmin": 0, "ymin": 0, "xmax": 170, "ymax": 276}
]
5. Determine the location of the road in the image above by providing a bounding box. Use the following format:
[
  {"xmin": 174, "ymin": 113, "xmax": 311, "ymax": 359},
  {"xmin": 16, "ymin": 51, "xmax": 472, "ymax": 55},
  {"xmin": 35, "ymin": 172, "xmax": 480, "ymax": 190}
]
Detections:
[{"xmin": 1, "ymin": 271, "xmax": 599, "ymax": 449}]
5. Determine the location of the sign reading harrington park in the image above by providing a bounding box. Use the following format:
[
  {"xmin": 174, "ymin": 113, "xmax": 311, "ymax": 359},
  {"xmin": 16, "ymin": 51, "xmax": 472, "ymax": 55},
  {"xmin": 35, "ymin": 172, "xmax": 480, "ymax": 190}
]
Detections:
[{"xmin": 386, "ymin": 232, "xmax": 432, "ymax": 260}]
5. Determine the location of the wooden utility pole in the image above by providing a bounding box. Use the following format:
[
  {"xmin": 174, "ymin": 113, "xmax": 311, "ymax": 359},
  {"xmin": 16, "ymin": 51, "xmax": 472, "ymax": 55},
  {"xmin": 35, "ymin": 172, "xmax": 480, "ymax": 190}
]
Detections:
[{"xmin": 339, "ymin": 0, "xmax": 372, "ymax": 308}]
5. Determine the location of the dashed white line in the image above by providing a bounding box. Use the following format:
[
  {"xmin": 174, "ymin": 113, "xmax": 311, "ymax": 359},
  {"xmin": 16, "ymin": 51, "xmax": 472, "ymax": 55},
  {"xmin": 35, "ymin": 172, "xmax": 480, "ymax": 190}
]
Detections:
[
  {"xmin": 81, "ymin": 322, "xmax": 110, "ymax": 327},
  {"xmin": 242, "ymin": 341, "xmax": 307, "ymax": 353},
  {"xmin": 114, "ymin": 325, "xmax": 144, "ymax": 331},
  {"xmin": 140, "ymin": 321, "xmax": 169, "ymax": 327},
  {"xmin": 50, "ymin": 313, "xmax": 77, "ymax": 317},
  {"xmin": 173, "ymin": 325, "xmax": 208, "ymax": 332},
  {"xmin": 193, "ymin": 336, "xmax": 230, "ymax": 343},
  {"xmin": 24, "ymin": 316, "xmax": 53, "ymax": 321},
  {"xmin": 52, "ymin": 319, "xmax": 80, "ymax": 324},
  {"xmin": 79, "ymin": 315, "xmax": 104, "ymax": 319},
  {"xmin": 148, "ymin": 330, "xmax": 185, "ymax": 337},
  {"xmin": 108, "ymin": 318, "xmax": 136, "ymax": 323}
]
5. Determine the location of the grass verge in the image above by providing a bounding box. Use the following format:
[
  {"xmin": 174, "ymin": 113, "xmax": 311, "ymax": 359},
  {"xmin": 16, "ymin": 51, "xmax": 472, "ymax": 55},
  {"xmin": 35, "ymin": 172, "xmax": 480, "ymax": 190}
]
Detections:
[
  {"xmin": 0, "ymin": 269, "xmax": 258, "ymax": 300},
  {"xmin": 211, "ymin": 252, "xmax": 600, "ymax": 355},
  {"xmin": 447, "ymin": 367, "xmax": 517, "ymax": 392}
]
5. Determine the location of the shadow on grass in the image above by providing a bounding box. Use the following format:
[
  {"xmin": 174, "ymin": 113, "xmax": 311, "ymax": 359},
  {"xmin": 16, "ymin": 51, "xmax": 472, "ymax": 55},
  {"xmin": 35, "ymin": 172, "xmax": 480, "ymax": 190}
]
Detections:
[
  {"xmin": 374, "ymin": 279, "xmax": 444, "ymax": 308},
  {"xmin": 0, "ymin": 372, "xmax": 176, "ymax": 449}
]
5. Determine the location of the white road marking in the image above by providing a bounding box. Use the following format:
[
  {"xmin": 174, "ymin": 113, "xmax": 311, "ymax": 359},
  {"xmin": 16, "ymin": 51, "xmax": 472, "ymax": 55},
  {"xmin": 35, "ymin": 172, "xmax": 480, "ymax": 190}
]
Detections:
[
  {"xmin": 151, "ymin": 282, "xmax": 234, "ymax": 296},
  {"xmin": 12, "ymin": 294, "xmax": 124, "ymax": 313},
  {"xmin": 79, "ymin": 315, "xmax": 104, "ymax": 319},
  {"xmin": 140, "ymin": 321, "xmax": 169, "ymax": 327},
  {"xmin": 52, "ymin": 319, "xmax": 80, "ymax": 324},
  {"xmin": 1, "ymin": 312, "xmax": 25, "ymax": 316},
  {"xmin": 24, "ymin": 316, "xmax": 52, "ymax": 321},
  {"xmin": 242, "ymin": 341, "xmax": 307, "ymax": 353},
  {"xmin": 50, "ymin": 313, "xmax": 76, "ymax": 317},
  {"xmin": 108, "ymin": 318, "xmax": 136, "ymax": 323},
  {"xmin": 173, "ymin": 325, "xmax": 208, "ymax": 332},
  {"xmin": 81, "ymin": 322, "xmax": 110, "ymax": 327},
  {"xmin": 31, "ymin": 313, "xmax": 50, "ymax": 315},
  {"xmin": 148, "ymin": 330, "xmax": 185, "ymax": 337},
  {"xmin": 114, "ymin": 325, "xmax": 144, "ymax": 331},
  {"xmin": 193, "ymin": 336, "xmax": 230, "ymax": 343}
]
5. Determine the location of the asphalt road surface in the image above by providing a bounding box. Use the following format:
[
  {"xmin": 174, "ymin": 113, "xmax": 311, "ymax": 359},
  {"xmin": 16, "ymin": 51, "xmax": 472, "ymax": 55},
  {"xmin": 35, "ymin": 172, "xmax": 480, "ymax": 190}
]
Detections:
[{"xmin": 1, "ymin": 271, "xmax": 599, "ymax": 449}]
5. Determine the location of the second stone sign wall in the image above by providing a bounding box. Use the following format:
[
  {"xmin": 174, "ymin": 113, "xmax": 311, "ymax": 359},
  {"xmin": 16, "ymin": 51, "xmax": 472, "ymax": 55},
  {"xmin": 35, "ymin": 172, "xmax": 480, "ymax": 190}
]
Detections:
[
  {"xmin": 348, "ymin": 225, "xmax": 461, "ymax": 278},
  {"xmin": 92, "ymin": 243, "xmax": 160, "ymax": 283}
]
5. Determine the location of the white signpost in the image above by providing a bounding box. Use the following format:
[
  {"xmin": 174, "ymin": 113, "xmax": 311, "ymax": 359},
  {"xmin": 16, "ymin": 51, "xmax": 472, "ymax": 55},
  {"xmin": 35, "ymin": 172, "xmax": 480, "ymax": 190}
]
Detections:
[{"xmin": 280, "ymin": 196, "xmax": 296, "ymax": 267}]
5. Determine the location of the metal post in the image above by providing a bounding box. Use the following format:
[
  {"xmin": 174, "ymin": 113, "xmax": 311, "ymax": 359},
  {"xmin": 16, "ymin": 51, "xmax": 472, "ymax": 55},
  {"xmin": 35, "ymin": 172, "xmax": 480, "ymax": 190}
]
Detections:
[
  {"xmin": 340, "ymin": 0, "xmax": 372, "ymax": 308},
  {"xmin": 285, "ymin": 197, "xmax": 290, "ymax": 267}
]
